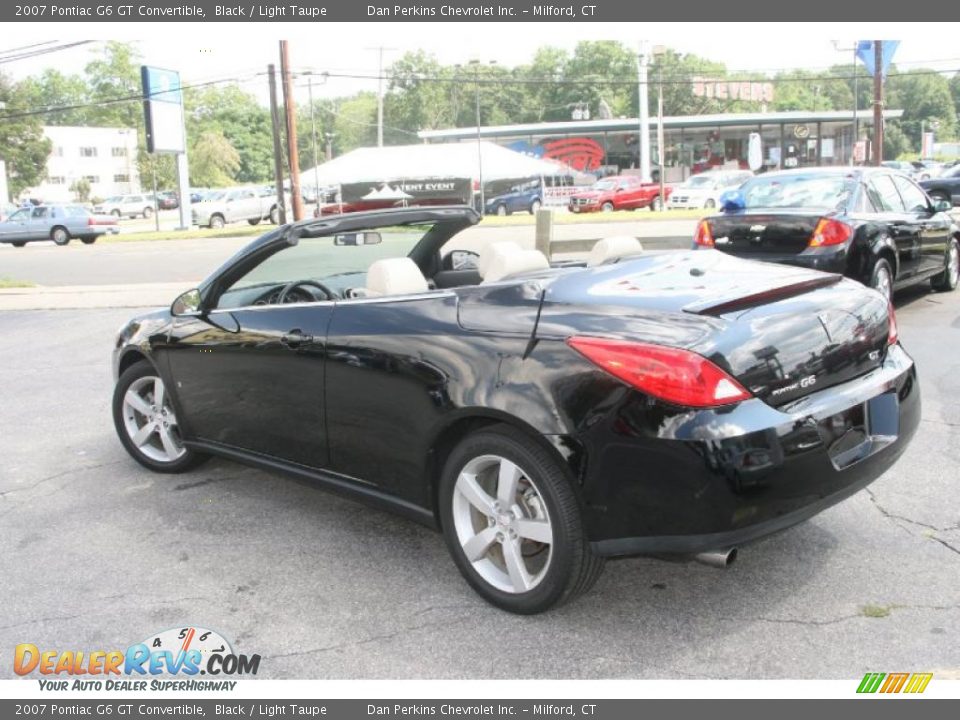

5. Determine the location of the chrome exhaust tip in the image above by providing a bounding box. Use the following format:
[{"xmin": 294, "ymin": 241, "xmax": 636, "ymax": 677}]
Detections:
[{"xmin": 693, "ymin": 547, "xmax": 738, "ymax": 569}]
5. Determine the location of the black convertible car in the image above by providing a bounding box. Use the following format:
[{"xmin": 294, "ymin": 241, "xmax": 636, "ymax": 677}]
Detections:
[
  {"xmin": 694, "ymin": 167, "xmax": 959, "ymax": 300},
  {"xmin": 113, "ymin": 206, "xmax": 919, "ymax": 613}
]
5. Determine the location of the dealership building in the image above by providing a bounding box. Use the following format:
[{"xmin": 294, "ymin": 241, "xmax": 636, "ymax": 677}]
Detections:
[{"xmin": 418, "ymin": 109, "xmax": 904, "ymax": 181}]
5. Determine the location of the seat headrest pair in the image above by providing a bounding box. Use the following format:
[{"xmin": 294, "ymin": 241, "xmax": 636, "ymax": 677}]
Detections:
[{"xmin": 478, "ymin": 241, "xmax": 549, "ymax": 283}]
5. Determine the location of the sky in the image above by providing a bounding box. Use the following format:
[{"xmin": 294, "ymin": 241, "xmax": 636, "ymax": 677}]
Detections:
[{"xmin": 4, "ymin": 22, "xmax": 960, "ymax": 107}]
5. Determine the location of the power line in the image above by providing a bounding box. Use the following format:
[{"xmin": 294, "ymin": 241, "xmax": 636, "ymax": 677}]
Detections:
[
  {"xmin": 0, "ymin": 41, "xmax": 59, "ymax": 57},
  {"xmin": 0, "ymin": 41, "xmax": 97, "ymax": 65}
]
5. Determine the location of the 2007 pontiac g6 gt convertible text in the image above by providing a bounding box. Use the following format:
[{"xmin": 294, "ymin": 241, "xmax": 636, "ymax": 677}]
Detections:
[{"xmin": 112, "ymin": 206, "xmax": 919, "ymax": 613}]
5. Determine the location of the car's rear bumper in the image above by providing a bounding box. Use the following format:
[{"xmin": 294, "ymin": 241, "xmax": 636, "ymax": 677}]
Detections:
[
  {"xmin": 583, "ymin": 343, "xmax": 919, "ymax": 556},
  {"xmin": 700, "ymin": 245, "xmax": 850, "ymax": 275}
]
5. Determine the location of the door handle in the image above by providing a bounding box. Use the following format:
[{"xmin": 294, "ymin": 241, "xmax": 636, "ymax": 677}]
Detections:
[{"xmin": 281, "ymin": 329, "xmax": 314, "ymax": 348}]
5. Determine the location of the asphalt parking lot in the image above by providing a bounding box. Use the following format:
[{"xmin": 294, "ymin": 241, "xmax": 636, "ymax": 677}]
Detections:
[{"xmin": 0, "ymin": 284, "xmax": 958, "ymax": 679}]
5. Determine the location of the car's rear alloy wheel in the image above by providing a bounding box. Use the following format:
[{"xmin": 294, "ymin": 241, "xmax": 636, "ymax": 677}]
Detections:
[
  {"xmin": 50, "ymin": 226, "xmax": 70, "ymax": 246},
  {"xmin": 601, "ymin": 202, "xmax": 614, "ymax": 212},
  {"xmin": 529, "ymin": 200, "xmax": 541, "ymax": 214},
  {"xmin": 932, "ymin": 237, "xmax": 959, "ymax": 292},
  {"xmin": 496, "ymin": 204, "xmax": 508, "ymax": 217},
  {"xmin": 870, "ymin": 258, "xmax": 894, "ymax": 300},
  {"xmin": 112, "ymin": 362, "xmax": 206, "ymax": 473},
  {"xmin": 143, "ymin": 207, "xmax": 154, "ymax": 219},
  {"xmin": 440, "ymin": 426, "xmax": 603, "ymax": 613},
  {"xmin": 270, "ymin": 207, "xmax": 281, "ymax": 224},
  {"xmin": 209, "ymin": 214, "xmax": 226, "ymax": 229}
]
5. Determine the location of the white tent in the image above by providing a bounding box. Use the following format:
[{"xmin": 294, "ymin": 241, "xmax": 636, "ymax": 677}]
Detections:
[{"xmin": 301, "ymin": 142, "xmax": 575, "ymax": 186}]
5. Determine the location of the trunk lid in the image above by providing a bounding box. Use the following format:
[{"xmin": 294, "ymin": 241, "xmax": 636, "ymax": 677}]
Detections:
[
  {"xmin": 707, "ymin": 210, "xmax": 823, "ymax": 256},
  {"xmin": 530, "ymin": 251, "xmax": 890, "ymax": 406}
]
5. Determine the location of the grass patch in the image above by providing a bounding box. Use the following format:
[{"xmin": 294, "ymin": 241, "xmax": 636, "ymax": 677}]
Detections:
[
  {"xmin": 479, "ymin": 208, "xmax": 705, "ymax": 226},
  {"xmin": 860, "ymin": 603, "xmax": 901, "ymax": 619},
  {"xmin": 0, "ymin": 277, "xmax": 36, "ymax": 289},
  {"xmin": 101, "ymin": 224, "xmax": 269, "ymax": 243}
]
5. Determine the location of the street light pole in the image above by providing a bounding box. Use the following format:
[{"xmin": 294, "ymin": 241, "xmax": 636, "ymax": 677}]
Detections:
[
  {"xmin": 307, "ymin": 75, "xmax": 321, "ymax": 210},
  {"xmin": 872, "ymin": 41, "xmax": 884, "ymax": 166},
  {"xmin": 469, "ymin": 59, "xmax": 495, "ymax": 213},
  {"xmin": 637, "ymin": 42, "xmax": 652, "ymax": 183},
  {"xmin": 653, "ymin": 45, "xmax": 666, "ymax": 209}
]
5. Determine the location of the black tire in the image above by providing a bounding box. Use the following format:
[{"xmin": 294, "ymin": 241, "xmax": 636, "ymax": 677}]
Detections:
[
  {"xmin": 495, "ymin": 204, "xmax": 508, "ymax": 217},
  {"xmin": 931, "ymin": 237, "xmax": 959, "ymax": 292},
  {"xmin": 209, "ymin": 214, "xmax": 226, "ymax": 229},
  {"xmin": 704, "ymin": 198, "xmax": 717, "ymax": 209},
  {"xmin": 143, "ymin": 206, "xmax": 154, "ymax": 219},
  {"xmin": 247, "ymin": 217, "xmax": 261, "ymax": 226},
  {"xmin": 601, "ymin": 202, "xmax": 614, "ymax": 212},
  {"xmin": 50, "ymin": 226, "xmax": 70, "ymax": 246},
  {"xmin": 111, "ymin": 209, "xmax": 121, "ymax": 218},
  {"xmin": 112, "ymin": 361, "xmax": 207, "ymax": 474},
  {"xmin": 269, "ymin": 206, "xmax": 280, "ymax": 225},
  {"xmin": 11, "ymin": 241, "xmax": 26, "ymax": 248},
  {"xmin": 81, "ymin": 237, "xmax": 96, "ymax": 245},
  {"xmin": 529, "ymin": 200, "xmax": 541, "ymax": 215},
  {"xmin": 649, "ymin": 196, "xmax": 664, "ymax": 212},
  {"xmin": 869, "ymin": 257, "xmax": 894, "ymax": 300},
  {"xmin": 439, "ymin": 425, "xmax": 604, "ymax": 614}
]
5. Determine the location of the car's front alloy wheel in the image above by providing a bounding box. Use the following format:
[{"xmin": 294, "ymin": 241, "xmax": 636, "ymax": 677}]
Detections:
[
  {"xmin": 440, "ymin": 426, "xmax": 603, "ymax": 613},
  {"xmin": 870, "ymin": 258, "xmax": 894, "ymax": 300},
  {"xmin": 112, "ymin": 361, "xmax": 206, "ymax": 473},
  {"xmin": 932, "ymin": 237, "xmax": 959, "ymax": 292}
]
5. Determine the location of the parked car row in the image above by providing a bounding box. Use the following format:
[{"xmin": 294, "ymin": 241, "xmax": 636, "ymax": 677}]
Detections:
[
  {"xmin": 0, "ymin": 204, "xmax": 119, "ymax": 247},
  {"xmin": 190, "ymin": 185, "xmax": 284, "ymax": 228}
]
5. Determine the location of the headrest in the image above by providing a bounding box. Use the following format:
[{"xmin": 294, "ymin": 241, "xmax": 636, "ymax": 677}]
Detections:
[
  {"xmin": 482, "ymin": 249, "xmax": 550, "ymax": 283},
  {"xmin": 365, "ymin": 258, "xmax": 429, "ymax": 296},
  {"xmin": 586, "ymin": 236, "xmax": 644, "ymax": 267},
  {"xmin": 477, "ymin": 241, "xmax": 523, "ymax": 279}
]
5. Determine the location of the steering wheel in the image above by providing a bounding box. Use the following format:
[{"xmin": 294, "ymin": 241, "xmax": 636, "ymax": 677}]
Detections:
[{"xmin": 277, "ymin": 279, "xmax": 337, "ymax": 304}]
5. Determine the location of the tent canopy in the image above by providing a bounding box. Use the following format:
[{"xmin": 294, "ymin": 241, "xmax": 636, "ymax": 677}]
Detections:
[{"xmin": 301, "ymin": 142, "xmax": 574, "ymax": 187}]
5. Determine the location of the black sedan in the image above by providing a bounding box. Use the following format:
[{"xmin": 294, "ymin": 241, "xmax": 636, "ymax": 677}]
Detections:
[
  {"xmin": 920, "ymin": 163, "xmax": 960, "ymax": 206},
  {"xmin": 112, "ymin": 206, "xmax": 919, "ymax": 613},
  {"xmin": 694, "ymin": 167, "xmax": 959, "ymax": 299}
]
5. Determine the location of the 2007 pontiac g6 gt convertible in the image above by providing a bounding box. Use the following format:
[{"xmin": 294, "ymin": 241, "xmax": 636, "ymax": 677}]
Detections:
[{"xmin": 113, "ymin": 206, "xmax": 919, "ymax": 613}]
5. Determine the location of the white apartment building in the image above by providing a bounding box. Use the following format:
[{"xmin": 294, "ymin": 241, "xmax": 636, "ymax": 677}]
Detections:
[{"xmin": 26, "ymin": 126, "xmax": 141, "ymax": 202}]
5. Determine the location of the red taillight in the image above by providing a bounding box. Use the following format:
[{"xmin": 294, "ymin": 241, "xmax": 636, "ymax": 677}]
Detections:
[
  {"xmin": 887, "ymin": 300, "xmax": 898, "ymax": 346},
  {"xmin": 567, "ymin": 336, "xmax": 752, "ymax": 408},
  {"xmin": 693, "ymin": 219, "xmax": 715, "ymax": 247},
  {"xmin": 808, "ymin": 218, "xmax": 853, "ymax": 247}
]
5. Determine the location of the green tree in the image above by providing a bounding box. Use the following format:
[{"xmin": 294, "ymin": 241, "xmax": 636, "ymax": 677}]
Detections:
[
  {"xmin": 188, "ymin": 130, "xmax": 241, "ymax": 187},
  {"xmin": 887, "ymin": 70, "xmax": 956, "ymax": 149},
  {"xmin": 16, "ymin": 69, "xmax": 90, "ymax": 126},
  {"xmin": 69, "ymin": 177, "xmax": 91, "ymax": 202},
  {"xmin": 0, "ymin": 74, "xmax": 53, "ymax": 198}
]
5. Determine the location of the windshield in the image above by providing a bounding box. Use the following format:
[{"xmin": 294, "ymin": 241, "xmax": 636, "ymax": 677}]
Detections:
[
  {"xmin": 205, "ymin": 191, "xmax": 227, "ymax": 202},
  {"xmin": 592, "ymin": 180, "xmax": 617, "ymax": 191},
  {"xmin": 684, "ymin": 175, "xmax": 717, "ymax": 189},
  {"xmin": 737, "ymin": 174, "xmax": 855, "ymax": 211},
  {"xmin": 104, "ymin": 196, "xmax": 122, "ymax": 203},
  {"xmin": 218, "ymin": 223, "xmax": 437, "ymax": 308}
]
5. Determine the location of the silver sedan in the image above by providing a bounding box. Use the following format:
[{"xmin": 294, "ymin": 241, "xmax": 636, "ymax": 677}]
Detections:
[{"xmin": 0, "ymin": 205, "xmax": 119, "ymax": 247}]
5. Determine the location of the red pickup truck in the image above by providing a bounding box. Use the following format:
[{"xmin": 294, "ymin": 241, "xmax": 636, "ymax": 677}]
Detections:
[{"xmin": 568, "ymin": 175, "xmax": 671, "ymax": 213}]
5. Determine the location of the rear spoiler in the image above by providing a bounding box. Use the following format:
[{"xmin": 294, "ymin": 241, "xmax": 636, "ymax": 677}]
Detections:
[{"xmin": 685, "ymin": 275, "xmax": 843, "ymax": 317}]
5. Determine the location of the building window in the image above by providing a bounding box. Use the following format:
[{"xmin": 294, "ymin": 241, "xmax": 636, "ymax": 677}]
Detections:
[
  {"xmin": 84, "ymin": 175, "xmax": 100, "ymax": 183},
  {"xmin": 48, "ymin": 176, "xmax": 66, "ymax": 185},
  {"xmin": 111, "ymin": 147, "xmax": 128, "ymax": 157},
  {"xmin": 53, "ymin": 146, "xmax": 64, "ymax": 157},
  {"xmin": 113, "ymin": 174, "xmax": 130, "ymax": 183},
  {"xmin": 79, "ymin": 147, "xmax": 98, "ymax": 158}
]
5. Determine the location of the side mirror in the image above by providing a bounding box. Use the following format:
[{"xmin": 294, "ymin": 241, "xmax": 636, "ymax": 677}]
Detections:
[
  {"xmin": 719, "ymin": 190, "xmax": 746, "ymax": 213},
  {"xmin": 334, "ymin": 231, "xmax": 382, "ymax": 246},
  {"xmin": 171, "ymin": 288, "xmax": 203, "ymax": 317},
  {"xmin": 449, "ymin": 250, "xmax": 480, "ymax": 270},
  {"xmin": 934, "ymin": 199, "xmax": 952, "ymax": 213}
]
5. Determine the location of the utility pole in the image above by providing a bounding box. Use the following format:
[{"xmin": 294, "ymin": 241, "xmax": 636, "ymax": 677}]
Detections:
[
  {"xmin": 280, "ymin": 40, "xmax": 304, "ymax": 221},
  {"xmin": 368, "ymin": 46, "xmax": 396, "ymax": 147},
  {"xmin": 637, "ymin": 42, "xmax": 651, "ymax": 182},
  {"xmin": 267, "ymin": 63, "xmax": 286, "ymax": 225},
  {"xmin": 872, "ymin": 40, "xmax": 884, "ymax": 166}
]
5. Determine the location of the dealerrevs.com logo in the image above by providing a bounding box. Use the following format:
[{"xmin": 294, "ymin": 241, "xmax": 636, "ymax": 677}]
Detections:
[
  {"xmin": 857, "ymin": 672, "xmax": 933, "ymax": 694},
  {"xmin": 14, "ymin": 626, "xmax": 260, "ymax": 691}
]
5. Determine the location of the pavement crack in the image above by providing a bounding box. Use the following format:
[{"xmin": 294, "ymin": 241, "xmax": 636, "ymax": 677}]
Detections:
[
  {"xmin": 263, "ymin": 617, "xmax": 468, "ymax": 661},
  {"xmin": 922, "ymin": 418, "xmax": 960, "ymax": 429},
  {"xmin": 758, "ymin": 602, "xmax": 960, "ymax": 628},
  {"xmin": 865, "ymin": 488, "xmax": 958, "ymax": 533},
  {"xmin": 931, "ymin": 537, "xmax": 960, "ymax": 557},
  {"xmin": 0, "ymin": 460, "xmax": 124, "ymax": 499}
]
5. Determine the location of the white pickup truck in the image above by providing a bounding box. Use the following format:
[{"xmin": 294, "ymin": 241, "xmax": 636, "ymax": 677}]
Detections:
[{"xmin": 191, "ymin": 187, "xmax": 284, "ymax": 229}]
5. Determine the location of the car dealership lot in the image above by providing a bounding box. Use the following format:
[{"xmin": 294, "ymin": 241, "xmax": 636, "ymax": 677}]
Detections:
[{"xmin": 0, "ymin": 285, "xmax": 957, "ymax": 678}]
